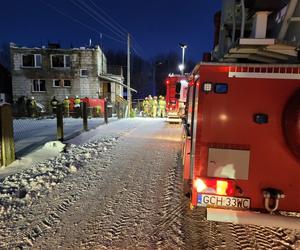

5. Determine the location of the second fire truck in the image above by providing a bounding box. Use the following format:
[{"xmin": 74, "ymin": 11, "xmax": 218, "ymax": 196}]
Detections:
[{"xmin": 165, "ymin": 74, "xmax": 188, "ymax": 123}]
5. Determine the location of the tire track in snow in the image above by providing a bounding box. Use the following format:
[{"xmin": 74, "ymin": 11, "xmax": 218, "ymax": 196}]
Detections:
[
  {"xmin": 153, "ymin": 156, "xmax": 186, "ymax": 250},
  {"xmin": 64, "ymin": 124, "xmax": 184, "ymax": 250},
  {"xmin": 78, "ymin": 146, "xmax": 172, "ymax": 249},
  {"xmin": 0, "ymin": 138, "xmax": 118, "ymax": 249}
]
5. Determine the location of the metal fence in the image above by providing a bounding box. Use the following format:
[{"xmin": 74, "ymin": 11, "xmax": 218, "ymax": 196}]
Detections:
[
  {"xmin": 0, "ymin": 100, "xmax": 129, "ymax": 165},
  {"xmin": 12, "ymin": 103, "xmax": 114, "ymax": 157}
]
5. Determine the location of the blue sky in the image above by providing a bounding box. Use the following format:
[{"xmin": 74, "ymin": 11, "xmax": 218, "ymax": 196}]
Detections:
[{"xmin": 0, "ymin": 0, "xmax": 221, "ymax": 62}]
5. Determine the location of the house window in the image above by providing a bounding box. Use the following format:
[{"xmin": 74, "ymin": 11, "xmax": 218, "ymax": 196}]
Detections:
[
  {"xmin": 63, "ymin": 79, "xmax": 71, "ymax": 87},
  {"xmin": 32, "ymin": 80, "xmax": 46, "ymax": 92},
  {"xmin": 80, "ymin": 69, "xmax": 88, "ymax": 77},
  {"xmin": 22, "ymin": 54, "xmax": 42, "ymax": 68},
  {"xmin": 53, "ymin": 79, "xmax": 61, "ymax": 87},
  {"xmin": 51, "ymin": 55, "xmax": 71, "ymax": 68}
]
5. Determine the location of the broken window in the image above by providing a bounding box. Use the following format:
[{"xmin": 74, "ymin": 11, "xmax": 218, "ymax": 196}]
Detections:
[
  {"xmin": 32, "ymin": 80, "xmax": 46, "ymax": 92},
  {"xmin": 63, "ymin": 79, "xmax": 71, "ymax": 87},
  {"xmin": 22, "ymin": 54, "xmax": 42, "ymax": 67},
  {"xmin": 51, "ymin": 55, "xmax": 71, "ymax": 68},
  {"xmin": 80, "ymin": 69, "xmax": 88, "ymax": 77},
  {"xmin": 53, "ymin": 79, "xmax": 61, "ymax": 87}
]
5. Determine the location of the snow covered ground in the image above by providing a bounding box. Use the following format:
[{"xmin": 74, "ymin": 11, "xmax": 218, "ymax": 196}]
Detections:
[
  {"xmin": 1, "ymin": 118, "xmax": 300, "ymax": 249},
  {"xmin": 13, "ymin": 117, "xmax": 116, "ymax": 156}
]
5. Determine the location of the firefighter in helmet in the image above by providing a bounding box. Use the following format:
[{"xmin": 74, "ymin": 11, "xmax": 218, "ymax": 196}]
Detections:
[
  {"xmin": 74, "ymin": 95, "xmax": 81, "ymax": 118},
  {"xmin": 50, "ymin": 96, "xmax": 59, "ymax": 115},
  {"xmin": 142, "ymin": 97, "xmax": 149, "ymax": 117},
  {"xmin": 158, "ymin": 95, "xmax": 166, "ymax": 118},
  {"xmin": 148, "ymin": 95, "xmax": 153, "ymax": 117},
  {"xmin": 27, "ymin": 96, "xmax": 37, "ymax": 117},
  {"xmin": 63, "ymin": 96, "xmax": 70, "ymax": 117},
  {"xmin": 152, "ymin": 96, "xmax": 158, "ymax": 118}
]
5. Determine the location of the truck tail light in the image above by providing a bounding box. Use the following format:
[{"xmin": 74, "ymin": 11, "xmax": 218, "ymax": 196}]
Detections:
[
  {"xmin": 194, "ymin": 179, "xmax": 207, "ymax": 192},
  {"xmin": 216, "ymin": 180, "xmax": 228, "ymax": 195},
  {"xmin": 194, "ymin": 178, "xmax": 235, "ymax": 196}
]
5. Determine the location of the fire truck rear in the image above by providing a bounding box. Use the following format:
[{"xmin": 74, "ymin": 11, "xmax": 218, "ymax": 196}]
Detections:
[
  {"xmin": 165, "ymin": 74, "xmax": 188, "ymax": 123},
  {"xmin": 182, "ymin": 63, "xmax": 300, "ymax": 228},
  {"xmin": 182, "ymin": 0, "xmax": 300, "ymax": 229}
]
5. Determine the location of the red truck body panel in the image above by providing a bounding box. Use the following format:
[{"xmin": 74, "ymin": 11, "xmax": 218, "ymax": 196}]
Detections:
[
  {"xmin": 183, "ymin": 63, "xmax": 300, "ymax": 212},
  {"xmin": 165, "ymin": 75, "xmax": 188, "ymax": 113}
]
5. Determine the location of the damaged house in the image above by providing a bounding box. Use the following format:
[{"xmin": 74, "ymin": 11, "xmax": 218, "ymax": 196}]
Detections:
[{"xmin": 10, "ymin": 43, "xmax": 126, "ymax": 110}]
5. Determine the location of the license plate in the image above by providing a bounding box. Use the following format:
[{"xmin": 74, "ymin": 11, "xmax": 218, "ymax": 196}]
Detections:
[{"xmin": 198, "ymin": 194, "xmax": 250, "ymax": 209}]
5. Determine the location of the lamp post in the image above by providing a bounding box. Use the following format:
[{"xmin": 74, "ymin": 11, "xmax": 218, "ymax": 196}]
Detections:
[{"xmin": 179, "ymin": 43, "xmax": 187, "ymax": 75}]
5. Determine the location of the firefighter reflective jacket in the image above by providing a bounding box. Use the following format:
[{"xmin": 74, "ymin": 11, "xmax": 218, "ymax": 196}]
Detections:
[{"xmin": 74, "ymin": 98, "xmax": 81, "ymax": 108}]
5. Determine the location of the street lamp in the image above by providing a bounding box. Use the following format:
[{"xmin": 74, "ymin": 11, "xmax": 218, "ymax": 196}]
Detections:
[
  {"xmin": 178, "ymin": 64, "xmax": 184, "ymax": 72},
  {"xmin": 179, "ymin": 43, "xmax": 187, "ymax": 75}
]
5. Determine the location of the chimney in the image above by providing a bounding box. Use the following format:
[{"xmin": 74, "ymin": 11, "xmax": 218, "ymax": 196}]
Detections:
[{"xmin": 251, "ymin": 11, "xmax": 271, "ymax": 39}]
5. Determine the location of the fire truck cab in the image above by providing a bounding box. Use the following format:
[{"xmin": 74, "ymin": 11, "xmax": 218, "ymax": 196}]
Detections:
[{"xmin": 165, "ymin": 74, "xmax": 188, "ymax": 123}]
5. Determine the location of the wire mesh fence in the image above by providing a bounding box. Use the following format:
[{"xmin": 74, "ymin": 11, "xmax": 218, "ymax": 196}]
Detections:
[
  {"xmin": 132, "ymin": 99, "xmax": 144, "ymax": 117},
  {"xmin": 12, "ymin": 104, "xmax": 114, "ymax": 157}
]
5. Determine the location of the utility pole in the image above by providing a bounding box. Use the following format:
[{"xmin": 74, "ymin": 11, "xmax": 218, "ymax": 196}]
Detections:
[{"xmin": 127, "ymin": 33, "xmax": 131, "ymax": 117}]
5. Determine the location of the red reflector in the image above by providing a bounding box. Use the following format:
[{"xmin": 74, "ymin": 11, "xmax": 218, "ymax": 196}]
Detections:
[{"xmin": 194, "ymin": 177, "xmax": 235, "ymax": 196}]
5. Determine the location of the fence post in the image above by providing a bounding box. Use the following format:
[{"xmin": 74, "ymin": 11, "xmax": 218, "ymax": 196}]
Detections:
[
  {"xmin": 0, "ymin": 104, "xmax": 15, "ymax": 166},
  {"xmin": 82, "ymin": 102, "xmax": 88, "ymax": 131},
  {"xmin": 122, "ymin": 103, "xmax": 125, "ymax": 118},
  {"xmin": 116, "ymin": 102, "xmax": 120, "ymax": 119},
  {"xmin": 56, "ymin": 104, "xmax": 64, "ymax": 141},
  {"xmin": 104, "ymin": 99, "xmax": 108, "ymax": 124}
]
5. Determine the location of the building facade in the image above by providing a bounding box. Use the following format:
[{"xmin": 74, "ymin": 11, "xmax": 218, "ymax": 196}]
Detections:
[{"xmin": 10, "ymin": 43, "xmax": 124, "ymax": 109}]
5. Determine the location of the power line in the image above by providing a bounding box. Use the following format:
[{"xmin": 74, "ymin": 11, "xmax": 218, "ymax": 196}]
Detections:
[
  {"xmin": 38, "ymin": 0, "xmax": 125, "ymax": 44},
  {"xmin": 82, "ymin": 0, "xmax": 148, "ymax": 58},
  {"xmin": 88, "ymin": 0, "xmax": 128, "ymax": 34},
  {"xmin": 39, "ymin": 0, "xmax": 147, "ymax": 58},
  {"xmin": 131, "ymin": 36, "xmax": 147, "ymax": 55},
  {"xmin": 70, "ymin": 0, "xmax": 126, "ymax": 41},
  {"xmin": 87, "ymin": 0, "xmax": 128, "ymax": 34}
]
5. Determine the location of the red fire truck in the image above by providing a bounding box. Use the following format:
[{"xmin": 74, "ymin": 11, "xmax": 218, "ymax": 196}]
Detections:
[
  {"xmin": 165, "ymin": 74, "xmax": 188, "ymax": 123},
  {"xmin": 182, "ymin": 63, "xmax": 300, "ymax": 228}
]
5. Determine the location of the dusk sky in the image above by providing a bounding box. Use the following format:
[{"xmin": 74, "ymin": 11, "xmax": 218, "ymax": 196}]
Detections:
[{"xmin": 0, "ymin": 0, "xmax": 221, "ymax": 62}]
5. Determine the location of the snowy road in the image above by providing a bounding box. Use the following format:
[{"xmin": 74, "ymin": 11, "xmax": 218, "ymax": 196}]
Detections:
[{"xmin": 1, "ymin": 118, "xmax": 300, "ymax": 249}]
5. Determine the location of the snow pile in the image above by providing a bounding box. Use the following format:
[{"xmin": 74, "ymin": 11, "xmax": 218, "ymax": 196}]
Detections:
[
  {"xmin": 0, "ymin": 137, "xmax": 118, "ymax": 217},
  {"xmin": 1, "ymin": 141, "xmax": 65, "ymax": 174}
]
